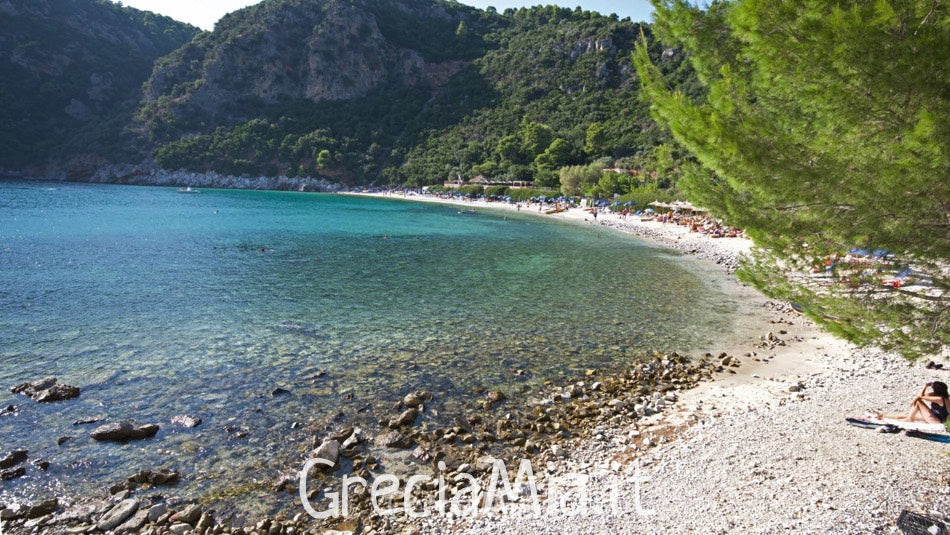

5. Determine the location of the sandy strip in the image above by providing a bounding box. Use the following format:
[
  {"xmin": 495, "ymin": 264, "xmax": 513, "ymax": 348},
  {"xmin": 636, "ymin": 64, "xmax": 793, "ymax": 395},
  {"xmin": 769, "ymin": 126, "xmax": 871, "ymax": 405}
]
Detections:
[{"xmin": 345, "ymin": 191, "xmax": 949, "ymax": 533}]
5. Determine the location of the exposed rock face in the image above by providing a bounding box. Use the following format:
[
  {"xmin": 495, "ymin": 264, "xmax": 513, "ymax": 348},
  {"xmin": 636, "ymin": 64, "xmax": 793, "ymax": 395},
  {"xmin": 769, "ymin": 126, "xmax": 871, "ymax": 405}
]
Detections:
[
  {"xmin": 10, "ymin": 377, "xmax": 80, "ymax": 402},
  {"xmin": 140, "ymin": 0, "xmax": 470, "ymax": 122},
  {"xmin": 90, "ymin": 420, "xmax": 159, "ymax": 442}
]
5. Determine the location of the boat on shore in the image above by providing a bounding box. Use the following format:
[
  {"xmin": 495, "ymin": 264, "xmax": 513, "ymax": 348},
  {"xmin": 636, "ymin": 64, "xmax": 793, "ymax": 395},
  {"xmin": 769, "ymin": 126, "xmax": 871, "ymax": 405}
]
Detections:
[{"xmin": 178, "ymin": 186, "xmax": 200, "ymax": 194}]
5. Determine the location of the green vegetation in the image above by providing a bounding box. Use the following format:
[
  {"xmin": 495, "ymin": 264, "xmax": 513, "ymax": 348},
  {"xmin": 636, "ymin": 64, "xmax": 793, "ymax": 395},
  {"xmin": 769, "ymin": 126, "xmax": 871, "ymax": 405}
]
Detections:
[
  {"xmin": 635, "ymin": 0, "xmax": 949, "ymax": 357},
  {"xmin": 0, "ymin": 0, "xmax": 198, "ymax": 169},
  {"xmin": 137, "ymin": 1, "xmax": 698, "ymax": 192}
]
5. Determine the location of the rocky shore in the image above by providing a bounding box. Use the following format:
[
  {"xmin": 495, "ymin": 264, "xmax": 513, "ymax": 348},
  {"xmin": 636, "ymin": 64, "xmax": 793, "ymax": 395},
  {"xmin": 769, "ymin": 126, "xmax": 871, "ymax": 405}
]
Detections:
[
  {"xmin": 1, "ymin": 352, "xmax": 738, "ymax": 534},
  {"xmin": 10, "ymin": 164, "xmax": 342, "ymax": 193}
]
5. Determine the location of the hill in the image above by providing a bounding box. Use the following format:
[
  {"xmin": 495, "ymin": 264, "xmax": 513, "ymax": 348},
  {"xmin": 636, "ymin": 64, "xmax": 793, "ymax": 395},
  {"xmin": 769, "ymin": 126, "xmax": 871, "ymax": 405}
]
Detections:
[
  {"xmin": 0, "ymin": 0, "xmax": 198, "ymax": 171},
  {"xmin": 138, "ymin": 0, "xmax": 697, "ymax": 186}
]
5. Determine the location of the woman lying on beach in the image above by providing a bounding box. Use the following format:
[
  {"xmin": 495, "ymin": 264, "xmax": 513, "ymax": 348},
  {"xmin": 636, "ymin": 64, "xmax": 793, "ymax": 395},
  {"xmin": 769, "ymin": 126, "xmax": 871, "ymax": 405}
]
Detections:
[{"xmin": 871, "ymin": 381, "xmax": 949, "ymax": 424}]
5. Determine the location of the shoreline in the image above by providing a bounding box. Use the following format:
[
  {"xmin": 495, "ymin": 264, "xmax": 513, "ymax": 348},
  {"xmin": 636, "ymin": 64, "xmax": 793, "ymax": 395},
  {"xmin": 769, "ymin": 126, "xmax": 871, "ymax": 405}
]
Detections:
[
  {"xmin": 346, "ymin": 191, "xmax": 950, "ymax": 533},
  {"xmin": 2, "ymin": 187, "xmax": 946, "ymax": 534}
]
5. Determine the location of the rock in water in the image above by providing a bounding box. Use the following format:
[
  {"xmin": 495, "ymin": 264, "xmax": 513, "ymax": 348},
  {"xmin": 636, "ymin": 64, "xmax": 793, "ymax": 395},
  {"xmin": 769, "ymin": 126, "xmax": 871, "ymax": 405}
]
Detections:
[
  {"xmin": 10, "ymin": 377, "xmax": 80, "ymax": 402},
  {"xmin": 170, "ymin": 414, "xmax": 203, "ymax": 428},
  {"xmin": 0, "ymin": 466, "xmax": 25, "ymax": 480},
  {"xmin": 402, "ymin": 390, "xmax": 433, "ymax": 408},
  {"xmin": 96, "ymin": 499, "xmax": 139, "ymax": 531},
  {"xmin": 0, "ymin": 449, "xmax": 27, "ymax": 469},
  {"xmin": 388, "ymin": 408, "xmax": 419, "ymax": 428},
  {"xmin": 90, "ymin": 420, "xmax": 159, "ymax": 442},
  {"xmin": 486, "ymin": 390, "xmax": 507, "ymax": 405}
]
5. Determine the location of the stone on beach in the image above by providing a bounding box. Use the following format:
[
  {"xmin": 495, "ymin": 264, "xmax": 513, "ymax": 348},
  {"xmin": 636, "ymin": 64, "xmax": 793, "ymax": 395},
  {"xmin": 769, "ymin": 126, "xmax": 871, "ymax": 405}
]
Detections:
[
  {"xmin": 170, "ymin": 503, "xmax": 202, "ymax": 525},
  {"xmin": 10, "ymin": 377, "xmax": 80, "ymax": 402},
  {"xmin": 90, "ymin": 420, "xmax": 159, "ymax": 442},
  {"xmin": 313, "ymin": 439, "xmax": 341, "ymax": 467},
  {"xmin": 376, "ymin": 431, "xmax": 413, "ymax": 449},
  {"xmin": 96, "ymin": 498, "xmax": 139, "ymax": 531}
]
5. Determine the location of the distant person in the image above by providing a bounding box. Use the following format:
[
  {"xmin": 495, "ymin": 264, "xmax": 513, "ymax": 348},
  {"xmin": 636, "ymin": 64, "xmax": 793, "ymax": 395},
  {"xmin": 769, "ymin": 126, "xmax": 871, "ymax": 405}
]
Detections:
[{"xmin": 872, "ymin": 381, "xmax": 948, "ymax": 423}]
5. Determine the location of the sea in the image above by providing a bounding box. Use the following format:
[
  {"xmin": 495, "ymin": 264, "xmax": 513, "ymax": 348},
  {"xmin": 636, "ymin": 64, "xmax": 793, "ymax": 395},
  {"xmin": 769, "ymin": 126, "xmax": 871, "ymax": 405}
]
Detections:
[{"xmin": 0, "ymin": 180, "xmax": 761, "ymax": 519}]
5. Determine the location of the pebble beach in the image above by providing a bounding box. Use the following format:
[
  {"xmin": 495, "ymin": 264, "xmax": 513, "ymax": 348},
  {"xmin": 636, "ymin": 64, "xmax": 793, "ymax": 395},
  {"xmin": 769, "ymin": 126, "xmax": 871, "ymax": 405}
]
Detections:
[{"xmin": 356, "ymin": 192, "xmax": 950, "ymax": 534}]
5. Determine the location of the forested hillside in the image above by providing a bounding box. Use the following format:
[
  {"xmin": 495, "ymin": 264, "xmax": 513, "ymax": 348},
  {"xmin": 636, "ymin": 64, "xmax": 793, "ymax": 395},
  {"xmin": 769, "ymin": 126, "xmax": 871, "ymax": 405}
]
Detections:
[
  {"xmin": 138, "ymin": 0, "xmax": 698, "ymax": 186},
  {"xmin": 0, "ymin": 0, "xmax": 199, "ymax": 170}
]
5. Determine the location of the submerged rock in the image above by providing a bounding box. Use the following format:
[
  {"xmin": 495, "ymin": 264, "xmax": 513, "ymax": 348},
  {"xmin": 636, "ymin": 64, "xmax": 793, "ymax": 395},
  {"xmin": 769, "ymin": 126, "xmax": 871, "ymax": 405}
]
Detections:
[
  {"xmin": 90, "ymin": 420, "xmax": 159, "ymax": 442},
  {"xmin": 0, "ymin": 404, "xmax": 16, "ymax": 416},
  {"xmin": 170, "ymin": 414, "xmax": 203, "ymax": 428},
  {"xmin": 388, "ymin": 408, "xmax": 419, "ymax": 428},
  {"xmin": 486, "ymin": 390, "xmax": 507, "ymax": 404},
  {"xmin": 402, "ymin": 390, "xmax": 433, "ymax": 408},
  {"xmin": 11, "ymin": 377, "xmax": 80, "ymax": 402},
  {"xmin": 73, "ymin": 415, "xmax": 107, "ymax": 426},
  {"xmin": 127, "ymin": 469, "xmax": 180, "ymax": 488}
]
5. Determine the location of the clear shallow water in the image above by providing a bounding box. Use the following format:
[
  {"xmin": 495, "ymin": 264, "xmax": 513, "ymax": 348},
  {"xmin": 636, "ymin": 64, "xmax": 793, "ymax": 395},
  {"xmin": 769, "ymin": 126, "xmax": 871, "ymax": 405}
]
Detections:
[{"xmin": 0, "ymin": 181, "xmax": 755, "ymax": 519}]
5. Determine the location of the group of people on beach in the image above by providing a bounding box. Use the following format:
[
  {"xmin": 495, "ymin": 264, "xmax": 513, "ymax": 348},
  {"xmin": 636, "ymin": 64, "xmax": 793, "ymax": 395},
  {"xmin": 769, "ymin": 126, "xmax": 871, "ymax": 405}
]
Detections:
[{"xmin": 647, "ymin": 211, "xmax": 743, "ymax": 238}]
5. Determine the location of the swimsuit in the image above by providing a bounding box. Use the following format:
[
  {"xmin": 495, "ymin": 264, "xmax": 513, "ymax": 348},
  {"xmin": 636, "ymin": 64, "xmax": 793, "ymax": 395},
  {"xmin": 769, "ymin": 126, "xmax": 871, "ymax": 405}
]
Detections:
[{"xmin": 930, "ymin": 401, "xmax": 949, "ymax": 422}]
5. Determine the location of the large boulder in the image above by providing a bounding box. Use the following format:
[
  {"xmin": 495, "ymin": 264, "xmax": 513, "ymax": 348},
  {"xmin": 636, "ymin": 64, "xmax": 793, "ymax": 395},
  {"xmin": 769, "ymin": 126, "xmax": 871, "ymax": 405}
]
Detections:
[
  {"xmin": 11, "ymin": 377, "xmax": 80, "ymax": 402},
  {"xmin": 90, "ymin": 420, "xmax": 159, "ymax": 442}
]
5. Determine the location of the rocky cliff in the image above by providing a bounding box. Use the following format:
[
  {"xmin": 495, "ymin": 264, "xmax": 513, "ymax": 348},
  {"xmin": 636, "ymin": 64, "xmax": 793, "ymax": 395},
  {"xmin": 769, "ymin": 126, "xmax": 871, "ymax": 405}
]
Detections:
[{"xmin": 137, "ymin": 0, "xmax": 488, "ymax": 134}]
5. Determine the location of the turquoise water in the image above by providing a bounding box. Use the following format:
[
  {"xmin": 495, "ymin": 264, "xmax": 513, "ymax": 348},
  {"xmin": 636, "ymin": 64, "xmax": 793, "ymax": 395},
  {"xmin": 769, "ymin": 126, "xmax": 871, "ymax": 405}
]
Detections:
[{"xmin": 0, "ymin": 181, "xmax": 751, "ymax": 519}]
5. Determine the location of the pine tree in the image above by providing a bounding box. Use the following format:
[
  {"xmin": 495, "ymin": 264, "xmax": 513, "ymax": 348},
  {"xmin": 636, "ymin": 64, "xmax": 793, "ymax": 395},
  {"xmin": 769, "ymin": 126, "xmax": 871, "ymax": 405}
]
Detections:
[{"xmin": 634, "ymin": 0, "xmax": 949, "ymax": 357}]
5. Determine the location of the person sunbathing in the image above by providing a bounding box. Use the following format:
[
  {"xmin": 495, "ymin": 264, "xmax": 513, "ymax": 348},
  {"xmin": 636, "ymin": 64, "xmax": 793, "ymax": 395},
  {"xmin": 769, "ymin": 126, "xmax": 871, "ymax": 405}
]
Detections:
[{"xmin": 872, "ymin": 381, "xmax": 949, "ymax": 424}]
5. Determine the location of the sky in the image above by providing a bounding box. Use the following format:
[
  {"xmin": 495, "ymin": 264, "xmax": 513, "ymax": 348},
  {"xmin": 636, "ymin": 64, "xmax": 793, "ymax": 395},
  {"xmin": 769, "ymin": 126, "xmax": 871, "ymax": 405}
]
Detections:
[{"xmin": 118, "ymin": 1, "xmax": 654, "ymax": 31}]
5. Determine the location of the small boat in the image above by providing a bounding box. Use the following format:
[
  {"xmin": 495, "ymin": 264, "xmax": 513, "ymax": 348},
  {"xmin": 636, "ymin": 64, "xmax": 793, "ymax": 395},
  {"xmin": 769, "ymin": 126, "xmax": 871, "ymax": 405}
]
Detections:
[
  {"xmin": 178, "ymin": 187, "xmax": 200, "ymax": 194},
  {"xmin": 458, "ymin": 209, "xmax": 476, "ymax": 215}
]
